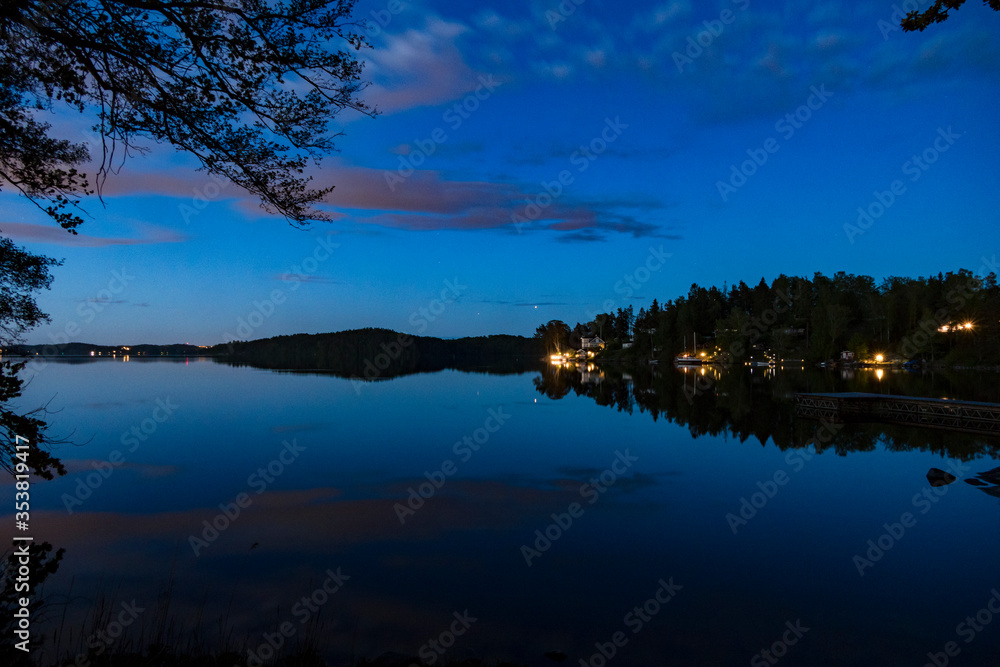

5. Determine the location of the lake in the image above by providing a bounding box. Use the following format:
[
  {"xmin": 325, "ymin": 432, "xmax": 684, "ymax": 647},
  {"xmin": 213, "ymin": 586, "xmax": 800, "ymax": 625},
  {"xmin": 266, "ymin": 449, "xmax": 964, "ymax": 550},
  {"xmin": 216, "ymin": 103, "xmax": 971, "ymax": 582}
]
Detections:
[{"xmin": 6, "ymin": 358, "xmax": 1000, "ymax": 666}]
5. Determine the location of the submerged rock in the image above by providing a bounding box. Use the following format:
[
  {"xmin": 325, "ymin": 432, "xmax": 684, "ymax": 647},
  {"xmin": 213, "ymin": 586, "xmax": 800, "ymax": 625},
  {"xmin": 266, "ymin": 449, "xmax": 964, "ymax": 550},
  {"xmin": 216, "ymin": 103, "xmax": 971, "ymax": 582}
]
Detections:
[{"xmin": 927, "ymin": 468, "xmax": 957, "ymax": 487}]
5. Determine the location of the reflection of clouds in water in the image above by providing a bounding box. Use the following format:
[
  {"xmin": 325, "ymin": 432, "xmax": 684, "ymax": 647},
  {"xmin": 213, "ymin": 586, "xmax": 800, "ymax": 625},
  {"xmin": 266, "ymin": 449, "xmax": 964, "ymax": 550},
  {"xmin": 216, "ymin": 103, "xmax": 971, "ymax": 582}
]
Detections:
[
  {"xmin": 544, "ymin": 470, "xmax": 661, "ymax": 498},
  {"xmin": 28, "ymin": 477, "xmax": 600, "ymax": 575},
  {"xmin": 58, "ymin": 458, "xmax": 178, "ymax": 477},
  {"xmin": 269, "ymin": 422, "xmax": 331, "ymax": 433},
  {"xmin": 78, "ymin": 397, "xmax": 157, "ymax": 409},
  {"xmin": 29, "ymin": 470, "xmax": 665, "ymax": 597},
  {"xmin": 79, "ymin": 401, "xmax": 128, "ymax": 409},
  {"xmin": 28, "ymin": 478, "xmax": 604, "ymax": 661},
  {"xmin": 612, "ymin": 472, "xmax": 660, "ymax": 494},
  {"xmin": 555, "ymin": 466, "xmax": 603, "ymax": 477}
]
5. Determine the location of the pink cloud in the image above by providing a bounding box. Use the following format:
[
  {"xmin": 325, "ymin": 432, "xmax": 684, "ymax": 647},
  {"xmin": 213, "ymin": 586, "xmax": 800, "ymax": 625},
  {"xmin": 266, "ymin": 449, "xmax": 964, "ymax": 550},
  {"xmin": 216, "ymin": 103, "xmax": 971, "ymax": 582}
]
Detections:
[
  {"xmin": 548, "ymin": 211, "xmax": 601, "ymax": 231},
  {"xmin": 311, "ymin": 166, "xmax": 663, "ymax": 240},
  {"xmin": 321, "ymin": 168, "xmax": 519, "ymax": 215},
  {"xmin": 0, "ymin": 221, "xmax": 187, "ymax": 247},
  {"xmin": 1, "ymin": 153, "xmax": 659, "ymax": 241}
]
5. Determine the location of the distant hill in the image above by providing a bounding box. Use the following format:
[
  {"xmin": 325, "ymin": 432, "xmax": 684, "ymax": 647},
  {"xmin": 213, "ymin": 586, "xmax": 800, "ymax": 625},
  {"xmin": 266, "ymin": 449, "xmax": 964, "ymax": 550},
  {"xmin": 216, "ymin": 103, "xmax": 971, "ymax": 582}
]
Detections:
[{"xmin": 209, "ymin": 328, "xmax": 545, "ymax": 378}]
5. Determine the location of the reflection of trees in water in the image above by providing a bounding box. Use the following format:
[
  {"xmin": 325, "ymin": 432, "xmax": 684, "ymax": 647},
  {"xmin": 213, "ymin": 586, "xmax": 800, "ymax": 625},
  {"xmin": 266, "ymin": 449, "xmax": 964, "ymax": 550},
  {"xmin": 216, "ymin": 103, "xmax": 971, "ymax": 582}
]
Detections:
[
  {"xmin": 534, "ymin": 363, "xmax": 1000, "ymax": 461},
  {"xmin": 0, "ymin": 543, "xmax": 64, "ymax": 660},
  {"xmin": 0, "ymin": 361, "xmax": 71, "ymax": 661},
  {"xmin": 0, "ymin": 360, "xmax": 65, "ymax": 479},
  {"xmin": 533, "ymin": 372, "xmax": 572, "ymax": 400}
]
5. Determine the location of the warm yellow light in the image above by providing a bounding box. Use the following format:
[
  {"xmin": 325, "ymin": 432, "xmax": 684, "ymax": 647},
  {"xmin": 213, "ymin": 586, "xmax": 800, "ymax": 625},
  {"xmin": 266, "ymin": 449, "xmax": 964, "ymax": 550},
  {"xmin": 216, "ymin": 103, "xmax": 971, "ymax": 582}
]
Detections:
[
  {"xmin": 699, "ymin": 351, "xmax": 706, "ymax": 357},
  {"xmin": 963, "ymin": 322, "xmax": 974, "ymax": 330},
  {"xmin": 876, "ymin": 369, "xmax": 884, "ymax": 380},
  {"xmin": 875, "ymin": 354, "xmax": 883, "ymax": 363}
]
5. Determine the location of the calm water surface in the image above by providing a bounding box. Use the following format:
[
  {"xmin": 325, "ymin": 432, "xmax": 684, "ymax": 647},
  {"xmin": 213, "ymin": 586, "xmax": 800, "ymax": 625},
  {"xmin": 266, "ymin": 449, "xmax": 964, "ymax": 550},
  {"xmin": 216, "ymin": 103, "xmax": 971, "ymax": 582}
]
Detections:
[{"xmin": 6, "ymin": 359, "xmax": 1000, "ymax": 666}]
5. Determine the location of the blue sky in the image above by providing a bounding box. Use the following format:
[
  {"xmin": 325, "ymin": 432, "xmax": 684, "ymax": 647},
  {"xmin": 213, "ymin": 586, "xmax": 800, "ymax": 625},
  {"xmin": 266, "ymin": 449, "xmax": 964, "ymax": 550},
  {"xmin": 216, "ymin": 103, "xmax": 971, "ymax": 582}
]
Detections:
[{"xmin": 4, "ymin": 0, "xmax": 999, "ymax": 345}]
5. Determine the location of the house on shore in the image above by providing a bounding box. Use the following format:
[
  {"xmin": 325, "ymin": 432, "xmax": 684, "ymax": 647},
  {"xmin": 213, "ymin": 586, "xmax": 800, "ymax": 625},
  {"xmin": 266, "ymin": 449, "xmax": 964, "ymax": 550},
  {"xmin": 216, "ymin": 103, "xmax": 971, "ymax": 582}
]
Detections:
[{"xmin": 578, "ymin": 336, "xmax": 605, "ymax": 359}]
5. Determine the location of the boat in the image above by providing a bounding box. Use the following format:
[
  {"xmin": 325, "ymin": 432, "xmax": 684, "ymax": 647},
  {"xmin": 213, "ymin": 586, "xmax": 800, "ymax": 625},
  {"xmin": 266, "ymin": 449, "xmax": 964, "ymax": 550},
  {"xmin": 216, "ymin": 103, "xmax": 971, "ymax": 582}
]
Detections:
[
  {"xmin": 674, "ymin": 355, "xmax": 703, "ymax": 366},
  {"xmin": 675, "ymin": 332, "xmax": 706, "ymax": 365}
]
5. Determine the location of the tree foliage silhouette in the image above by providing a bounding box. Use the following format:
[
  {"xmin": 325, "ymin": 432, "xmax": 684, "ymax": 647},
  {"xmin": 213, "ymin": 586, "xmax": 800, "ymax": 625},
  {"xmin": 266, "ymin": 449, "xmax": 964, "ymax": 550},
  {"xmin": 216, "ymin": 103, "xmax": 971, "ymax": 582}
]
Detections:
[
  {"xmin": 901, "ymin": 0, "xmax": 1000, "ymax": 31},
  {"xmin": 0, "ymin": 0, "xmax": 376, "ymax": 229}
]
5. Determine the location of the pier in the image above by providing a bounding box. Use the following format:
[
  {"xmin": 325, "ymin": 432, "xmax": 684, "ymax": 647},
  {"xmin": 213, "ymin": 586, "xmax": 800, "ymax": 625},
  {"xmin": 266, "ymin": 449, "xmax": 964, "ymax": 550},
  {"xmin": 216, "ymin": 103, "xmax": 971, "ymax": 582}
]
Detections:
[{"xmin": 795, "ymin": 393, "xmax": 1000, "ymax": 435}]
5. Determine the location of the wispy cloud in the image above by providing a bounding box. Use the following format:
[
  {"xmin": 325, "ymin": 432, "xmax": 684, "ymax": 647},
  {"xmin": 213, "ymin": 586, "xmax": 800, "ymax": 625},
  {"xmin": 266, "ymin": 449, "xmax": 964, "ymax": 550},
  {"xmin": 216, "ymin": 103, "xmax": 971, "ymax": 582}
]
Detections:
[
  {"xmin": 0, "ymin": 222, "xmax": 187, "ymax": 247},
  {"xmin": 475, "ymin": 299, "xmax": 573, "ymax": 307},
  {"xmin": 555, "ymin": 229, "xmax": 606, "ymax": 243},
  {"xmin": 272, "ymin": 273, "xmax": 341, "ymax": 284},
  {"xmin": 317, "ymin": 166, "xmax": 675, "ymax": 240},
  {"xmin": 83, "ymin": 297, "xmax": 127, "ymax": 305},
  {"xmin": 363, "ymin": 17, "xmax": 486, "ymax": 113}
]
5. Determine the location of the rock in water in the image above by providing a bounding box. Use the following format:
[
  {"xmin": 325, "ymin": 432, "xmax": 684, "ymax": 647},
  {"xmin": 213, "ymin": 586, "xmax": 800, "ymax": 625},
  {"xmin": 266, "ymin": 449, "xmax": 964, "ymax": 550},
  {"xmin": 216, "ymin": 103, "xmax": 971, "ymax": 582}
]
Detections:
[
  {"xmin": 927, "ymin": 468, "xmax": 957, "ymax": 487},
  {"xmin": 977, "ymin": 466, "xmax": 1000, "ymax": 485}
]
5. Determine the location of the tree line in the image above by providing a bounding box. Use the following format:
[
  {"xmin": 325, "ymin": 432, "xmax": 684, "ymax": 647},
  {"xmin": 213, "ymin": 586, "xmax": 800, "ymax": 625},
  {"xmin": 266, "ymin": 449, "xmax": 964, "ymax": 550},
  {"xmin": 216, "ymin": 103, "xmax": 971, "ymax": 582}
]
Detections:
[{"xmin": 536, "ymin": 269, "xmax": 1000, "ymax": 365}]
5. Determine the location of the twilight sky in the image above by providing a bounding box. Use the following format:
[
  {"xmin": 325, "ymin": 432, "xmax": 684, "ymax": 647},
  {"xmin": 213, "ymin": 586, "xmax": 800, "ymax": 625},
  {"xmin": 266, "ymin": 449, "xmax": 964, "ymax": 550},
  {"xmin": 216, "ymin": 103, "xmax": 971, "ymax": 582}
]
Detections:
[{"xmin": 4, "ymin": 0, "xmax": 999, "ymax": 346}]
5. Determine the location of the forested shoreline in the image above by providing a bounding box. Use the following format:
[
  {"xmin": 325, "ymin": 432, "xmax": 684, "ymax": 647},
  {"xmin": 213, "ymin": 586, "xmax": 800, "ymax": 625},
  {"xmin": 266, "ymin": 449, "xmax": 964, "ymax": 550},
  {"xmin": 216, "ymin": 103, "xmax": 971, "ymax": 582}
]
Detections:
[
  {"xmin": 536, "ymin": 269, "xmax": 1000, "ymax": 365},
  {"xmin": 7, "ymin": 269, "xmax": 998, "ymax": 371}
]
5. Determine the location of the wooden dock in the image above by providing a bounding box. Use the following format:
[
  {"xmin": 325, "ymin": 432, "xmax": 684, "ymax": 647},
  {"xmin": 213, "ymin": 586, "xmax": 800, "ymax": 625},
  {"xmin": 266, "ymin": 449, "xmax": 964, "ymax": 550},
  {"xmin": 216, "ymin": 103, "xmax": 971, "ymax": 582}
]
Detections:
[{"xmin": 795, "ymin": 393, "xmax": 1000, "ymax": 435}]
